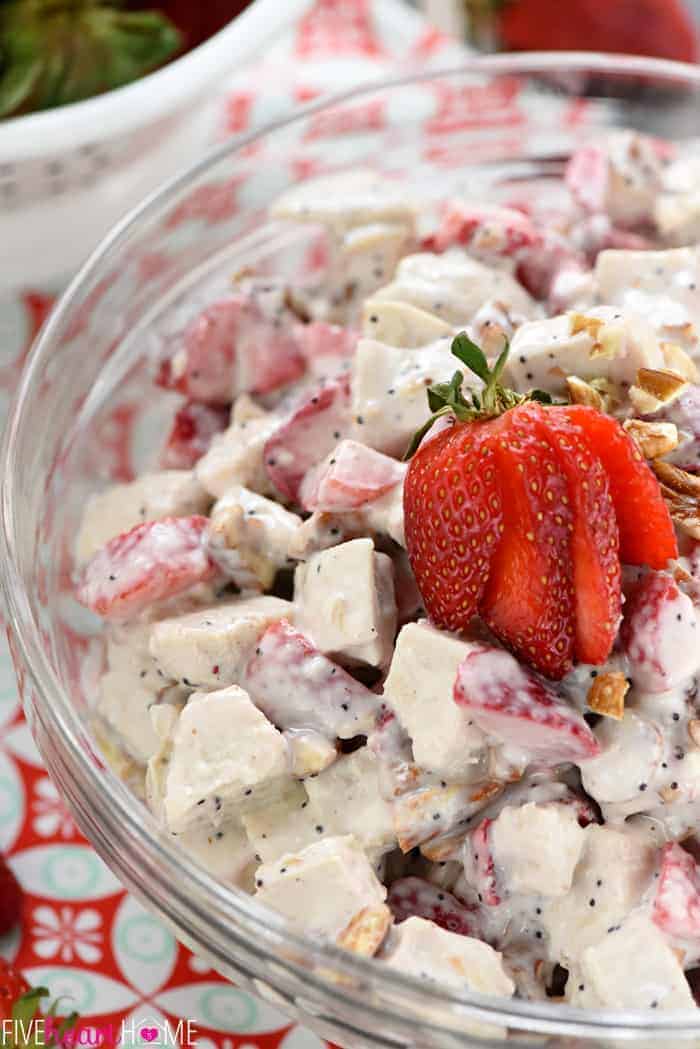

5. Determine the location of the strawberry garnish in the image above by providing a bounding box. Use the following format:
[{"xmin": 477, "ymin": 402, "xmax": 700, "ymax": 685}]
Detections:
[
  {"xmin": 482, "ymin": 412, "xmax": 575, "ymax": 677},
  {"xmin": 519, "ymin": 403, "xmax": 621, "ymax": 665},
  {"xmin": 0, "ymin": 855, "xmax": 22, "ymax": 937},
  {"xmin": 558, "ymin": 405, "xmax": 678, "ymax": 570},
  {"xmin": 404, "ymin": 332, "xmax": 677, "ymax": 678}
]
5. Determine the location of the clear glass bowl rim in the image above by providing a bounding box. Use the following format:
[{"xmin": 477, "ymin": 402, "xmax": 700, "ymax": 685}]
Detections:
[{"xmin": 5, "ymin": 51, "xmax": 700, "ymax": 1042}]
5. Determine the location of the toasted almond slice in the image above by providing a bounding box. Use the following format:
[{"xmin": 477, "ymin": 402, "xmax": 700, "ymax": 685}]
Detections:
[
  {"xmin": 622, "ymin": 419, "xmax": 679, "ymax": 459},
  {"xmin": 658, "ymin": 488, "xmax": 700, "ymax": 540},
  {"xmin": 636, "ymin": 368, "xmax": 689, "ymax": 403},
  {"xmin": 688, "ymin": 720, "xmax": 700, "ymax": 748},
  {"xmin": 337, "ymin": 904, "xmax": 392, "ymax": 957},
  {"xmin": 660, "ymin": 783, "xmax": 682, "ymax": 804},
  {"xmin": 566, "ymin": 375, "xmax": 604, "ymax": 410},
  {"xmin": 629, "ymin": 385, "xmax": 664, "ymax": 415},
  {"xmin": 652, "ymin": 460, "xmax": 700, "ymax": 497},
  {"xmin": 570, "ymin": 312, "xmax": 604, "ymax": 340},
  {"xmin": 661, "ymin": 342, "xmax": 699, "ymax": 383},
  {"xmin": 587, "ymin": 671, "xmax": 629, "ymax": 721}
]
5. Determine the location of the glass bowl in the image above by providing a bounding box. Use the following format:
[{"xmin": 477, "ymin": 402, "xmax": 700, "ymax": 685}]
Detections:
[{"xmin": 4, "ymin": 53, "xmax": 700, "ymax": 1049}]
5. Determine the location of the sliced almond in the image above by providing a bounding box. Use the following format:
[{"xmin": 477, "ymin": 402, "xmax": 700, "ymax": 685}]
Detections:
[
  {"xmin": 660, "ymin": 783, "xmax": 682, "ymax": 804},
  {"xmin": 653, "ymin": 463, "xmax": 700, "ymax": 538},
  {"xmin": 661, "ymin": 342, "xmax": 699, "ymax": 383},
  {"xmin": 570, "ymin": 312, "xmax": 604, "ymax": 340},
  {"xmin": 652, "ymin": 460, "xmax": 700, "ymax": 497},
  {"xmin": 566, "ymin": 375, "xmax": 604, "ymax": 410},
  {"xmin": 688, "ymin": 720, "xmax": 700, "ymax": 748},
  {"xmin": 587, "ymin": 672, "xmax": 629, "ymax": 721},
  {"xmin": 636, "ymin": 368, "xmax": 689, "ymax": 403},
  {"xmin": 622, "ymin": 419, "xmax": 679, "ymax": 459},
  {"xmin": 629, "ymin": 385, "xmax": 666, "ymax": 415},
  {"xmin": 337, "ymin": 904, "xmax": 392, "ymax": 957},
  {"xmin": 420, "ymin": 830, "xmax": 469, "ymax": 863}
]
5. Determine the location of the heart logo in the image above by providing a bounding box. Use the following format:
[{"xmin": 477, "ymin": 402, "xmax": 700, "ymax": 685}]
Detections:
[{"xmin": 140, "ymin": 1029, "xmax": 159, "ymax": 1043}]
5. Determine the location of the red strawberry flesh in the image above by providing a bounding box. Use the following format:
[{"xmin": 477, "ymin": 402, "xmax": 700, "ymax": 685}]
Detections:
[
  {"xmin": 520, "ymin": 402, "xmax": 621, "ymax": 665},
  {"xmin": 558, "ymin": 405, "xmax": 678, "ymax": 569},
  {"xmin": 481, "ymin": 409, "xmax": 575, "ymax": 679},
  {"xmin": 454, "ymin": 642, "xmax": 600, "ymax": 763},
  {"xmin": 404, "ymin": 418, "xmax": 503, "ymax": 631}
]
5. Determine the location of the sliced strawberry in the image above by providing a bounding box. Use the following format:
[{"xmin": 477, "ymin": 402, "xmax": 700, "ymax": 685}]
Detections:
[
  {"xmin": 481, "ymin": 410, "xmax": 575, "ymax": 679},
  {"xmin": 428, "ymin": 202, "xmax": 543, "ymax": 258},
  {"xmin": 404, "ymin": 418, "xmax": 503, "ymax": 632},
  {"xmin": 157, "ymin": 299, "xmax": 239, "ymax": 404},
  {"xmin": 558, "ymin": 406, "xmax": 678, "ymax": 569},
  {"xmin": 520, "ymin": 403, "xmax": 621, "ymax": 665},
  {"xmin": 464, "ymin": 818, "xmax": 501, "ymax": 906},
  {"xmin": 387, "ymin": 877, "xmax": 477, "ymax": 936},
  {"xmin": 294, "ymin": 321, "xmax": 358, "ymax": 376},
  {"xmin": 621, "ymin": 571, "xmax": 699, "ymax": 692},
  {"xmin": 565, "ymin": 145, "xmax": 609, "ymax": 214},
  {"xmin": 652, "ymin": 843, "xmax": 700, "ymax": 940},
  {"xmin": 454, "ymin": 642, "xmax": 600, "ymax": 763},
  {"xmin": 160, "ymin": 402, "xmax": 230, "ymax": 469},
  {"xmin": 77, "ymin": 515, "xmax": 216, "ymax": 620},
  {"xmin": 299, "ymin": 439, "xmax": 406, "ymax": 512},
  {"xmin": 157, "ymin": 290, "xmax": 306, "ymax": 405},
  {"xmin": 244, "ymin": 619, "xmax": 380, "ymax": 739},
  {"xmin": 263, "ymin": 375, "xmax": 351, "ymax": 503}
]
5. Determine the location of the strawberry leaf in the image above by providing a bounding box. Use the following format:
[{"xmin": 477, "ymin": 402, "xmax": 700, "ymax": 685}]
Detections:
[{"xmin": 451, "ymin": 332, "xmax": 491, "ymax": 383}]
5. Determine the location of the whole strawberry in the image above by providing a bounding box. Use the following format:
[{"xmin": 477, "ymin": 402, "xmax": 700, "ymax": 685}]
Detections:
[
  {"xmin": 0, "ymin": 856, "xmax": 22, "ymax": 936},
  {"xmin": 403, "ymin": 333, "xmax": 678, "ymax": 679}
]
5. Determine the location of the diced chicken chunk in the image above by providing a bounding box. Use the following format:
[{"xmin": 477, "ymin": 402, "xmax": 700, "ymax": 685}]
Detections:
[
  {"xmin": 381, "ymin": 916, "xmax": 514, "ymax": 997},
  {"xmin": 351, "ymin": 336, "xmax": 463, "ymax": 458},
  {"xmin": 507, "ymin": 307, "xmax": 665, "ymax": 396},
  {"xmin": 149, "ymin": 596, "xmax": 293, "ymax": 688},
  {"xmin": 382, "ymin": 622, "xmax": 485, "ymax": 781},
  {"xmin": 373, "ymin": 251, "xmax": 535, "ymax": 327},
  {"xmin": 96, "ymin": 669, "xmax": 165, "ymax": 765},
  {"xmin": 304, "ymin": 747, "xmax": 396, "ymax": 856},
  {"xmin": 76, "ymin": 471, "xmax": 210, "ymax": 563},
  {"xmin": 241, "ymin": 782, "xmax": 320, "ymax": 864},
  {"xmin": 294, "ymin": 538, "xmax": 397, "ymax": 669},
  {"xmin": 542, "ymin": 825, "xmax": 656, "ymax": 967},
  {"xmin": 254, "ymin": 834, "xmax": 387, "ymax": 941},
  {"xmin": 196, "ymin": 395, "xmax": 280, "ymax": 499},
  {"xmin": 361, "ymin": 299, "xmax": 453, "ymax": 347},
  {"xmin": 207, "ymin": 485, "xmax": 301, "ymax": 590},
  {"xmin": 272, "ymin": 169, "xmax": 417, "ymax": 234},
  {"xmin": 176, "ymin": 822, "xmax": 254, "ymax": 887},
  {"xmin": 163, "ymin": 685, "xmax": 289, "ymax": 833},
  {"xmin": 569, "ymin": 913, "xmax": 694, "ymax": 1010},
  {"xmin": 579, "ymin": 711, "xmax": 664, "ymax": 818},
  {"xmin": 594, "ymin": 248, "xmax": 700, "ymax": 348},
  {"xmin": 489, "ymin": 802, "xmax": 586, "ymax": 898}
]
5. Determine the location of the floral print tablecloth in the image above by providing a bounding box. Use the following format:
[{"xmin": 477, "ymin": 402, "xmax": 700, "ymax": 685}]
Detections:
[{"xmin": 0, "ymin": 3, "xmax": 464, "ymax": 1047}]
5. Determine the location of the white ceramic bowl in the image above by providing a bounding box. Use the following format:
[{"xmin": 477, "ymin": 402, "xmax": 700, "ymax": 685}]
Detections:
[{"xmin": 0, "ymin": 0, "xmax": 310, "ymax": 292}]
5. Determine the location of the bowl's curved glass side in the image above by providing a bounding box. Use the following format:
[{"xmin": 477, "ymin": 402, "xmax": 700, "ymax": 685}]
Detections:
[{"xmin": 6, "ymin": 56, "xmax": 700, "ymax": 1047}]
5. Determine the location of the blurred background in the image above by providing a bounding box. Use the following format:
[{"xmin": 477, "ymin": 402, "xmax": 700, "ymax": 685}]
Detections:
[{"xmin": 419, "ymin": 0, "xmax": 700, "ymax": 60}]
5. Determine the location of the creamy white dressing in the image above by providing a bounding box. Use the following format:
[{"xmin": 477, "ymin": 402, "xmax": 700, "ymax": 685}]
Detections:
[{"xmin": 79, "ymin": 145, "xmax": 700, "ymax": 1007}]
